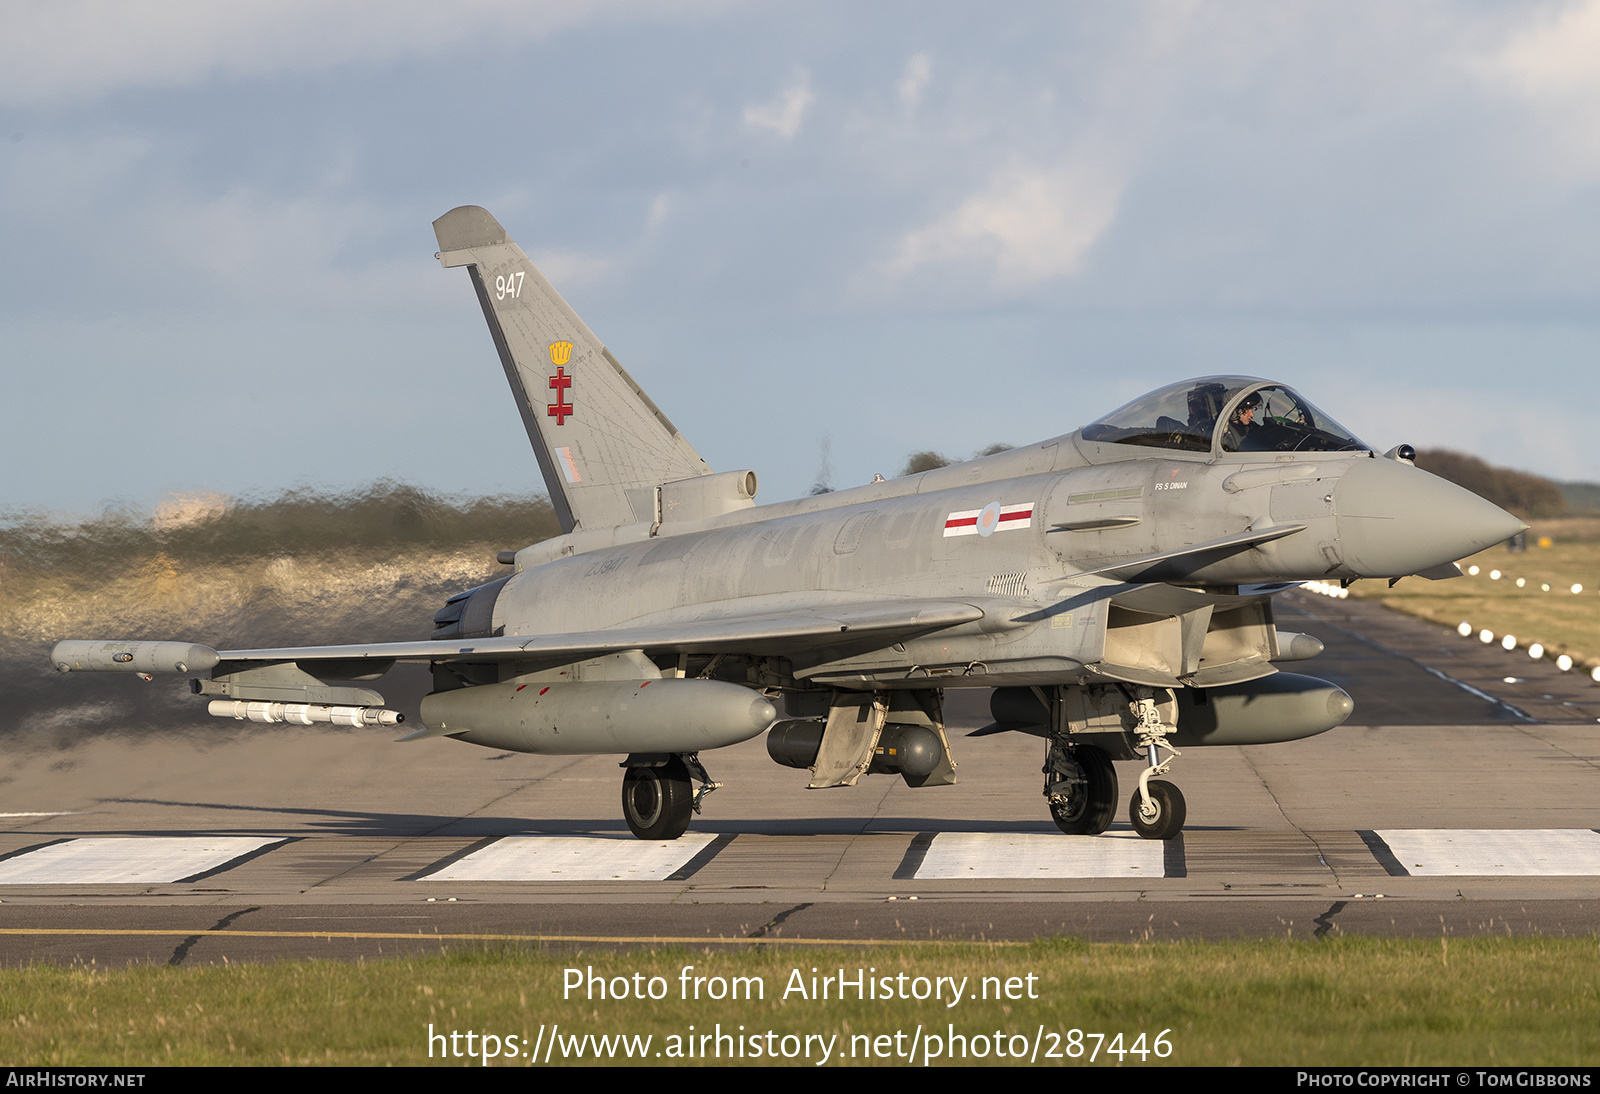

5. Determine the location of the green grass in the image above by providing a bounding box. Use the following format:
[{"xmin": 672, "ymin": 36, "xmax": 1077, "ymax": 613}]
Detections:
[
  {"xmin": 1, "ymin": 938, "xmax": 1595, "ymax": 1066},
  {"xmin": 1354, "ymin": 532, "xmax": 1600, "ymax": 670}
]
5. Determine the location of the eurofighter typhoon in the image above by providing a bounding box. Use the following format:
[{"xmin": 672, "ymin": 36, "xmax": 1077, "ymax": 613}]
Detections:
[{"xmin": 53, "ymin": 207, "xmax": 1527, "ymax": 841}]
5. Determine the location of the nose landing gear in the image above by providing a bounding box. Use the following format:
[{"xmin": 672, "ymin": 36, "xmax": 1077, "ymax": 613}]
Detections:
[{"xmin": 1128, "ymin": 692, "xmax": 1186, "ymax": 841}]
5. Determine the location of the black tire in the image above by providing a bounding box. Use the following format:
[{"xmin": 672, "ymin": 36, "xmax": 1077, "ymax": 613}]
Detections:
[
  {"xmin": 1128, "ymin": 779, "xmax": 1186, "ymax": 841},
  {"xmin": 621, "ymin": 757, "xmax": 693, "ymax": 840},
  {"xmin": 1049, "ymin": 745, "xmax": 1118, "ymax": 835}
]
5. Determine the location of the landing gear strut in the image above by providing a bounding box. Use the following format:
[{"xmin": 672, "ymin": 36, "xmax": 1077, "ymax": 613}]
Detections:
[
  {"xmin": 1127, "ymin": 692, "xmax": 1185, "ymax": 841},
  {"xmin": 1044, "ymin": 738, "xmax": 1118, "ymax": 835}
]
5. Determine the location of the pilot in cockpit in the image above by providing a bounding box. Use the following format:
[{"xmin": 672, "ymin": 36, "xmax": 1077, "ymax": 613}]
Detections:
[
  {"xmin": 1220, "ymin": 390, "xmax": 1263, "ymax": 451},
  {"xmin": 1079, "ymin": 376, "xmax": 1369, "ymax": 455}
]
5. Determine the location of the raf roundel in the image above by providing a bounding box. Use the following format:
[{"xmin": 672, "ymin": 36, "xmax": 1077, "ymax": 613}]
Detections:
[{"xmin": 943, "ymin": 502, "xmax": 1034, "ymax": 538}]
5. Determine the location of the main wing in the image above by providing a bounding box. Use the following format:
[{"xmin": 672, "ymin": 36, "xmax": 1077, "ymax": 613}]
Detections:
[{"xmin": 52, "ymin": 599, "xmax": 985, "ymax": 677}]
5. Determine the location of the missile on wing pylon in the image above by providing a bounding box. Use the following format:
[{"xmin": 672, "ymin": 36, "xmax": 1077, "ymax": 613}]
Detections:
[
  {"xmin": 419, "ymin": 678, "xmax": 777, "ymax": 755},
  {"xmin": 207, "ymin": 700, "xmax": 403, "ymax": 727}
]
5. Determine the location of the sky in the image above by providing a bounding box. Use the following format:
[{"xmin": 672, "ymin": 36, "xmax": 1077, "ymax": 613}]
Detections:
[{"xmin": 5, "ymin": 0, "xmax": 1600, "ymax": 518}]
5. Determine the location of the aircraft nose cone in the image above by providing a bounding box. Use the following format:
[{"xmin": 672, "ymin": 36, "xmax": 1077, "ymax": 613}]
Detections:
[{"xmin": 1334, "ymin": 457, "xmax": 1527, "ymax": 577}]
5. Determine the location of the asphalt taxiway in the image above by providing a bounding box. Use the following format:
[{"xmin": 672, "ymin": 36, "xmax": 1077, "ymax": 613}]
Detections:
[{"xmin": 1, "ymin": 591, "xmax": 1596, "ymax": 964}]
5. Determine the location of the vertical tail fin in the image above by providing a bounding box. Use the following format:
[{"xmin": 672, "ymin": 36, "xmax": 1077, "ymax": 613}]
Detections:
[{"xmin": 433, "ymin": 206, "xmax": 711, "ymax": 533}]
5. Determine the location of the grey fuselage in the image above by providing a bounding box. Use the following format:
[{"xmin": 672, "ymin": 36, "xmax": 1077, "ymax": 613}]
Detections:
[{"xmin": 478, "ymin": 430, "xmax": 1509, "ymax": 695}]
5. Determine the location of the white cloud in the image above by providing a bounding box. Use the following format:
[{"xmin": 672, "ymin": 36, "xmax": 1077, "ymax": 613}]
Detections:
[
  {"xmin": 1, "ymin": 134, "xmax": 154, "ymax": 216},
  {"xmin": 646, "ymin": 192, "xmax": 674, "ymax": 229},
  {"xmin": 529, "ymin": 247, "xmax": 616, "ymax": 288},
  {"xmin": 0, "ymin": 0, "xmax": 731, "ymax": 107},
  {"xmin": 1492, "ymin": 0, "xmax": 1600, "ymax": 99},
  {"xmin": 0, "ymin": 130, "xmax": 441, "ymax": 311},
  {"xmin": 532, "ymin": 191, "xmax": 679, "ymax": 288},
  {"xmin": 165, "ymin": 188, "xmax": 362, "ymax": 277},
  {"xmin": 146, "ymin": 187, "xmax": 443, "ymax": 310},
  {"xmin": 743, "ymin": 69, "xmax": 815, "ymax": 140},
  {"xmin": 897, "ymin": 53, "xmax": 931, "ymax": 111},
  {"xmin": 883, "ymin": 159, "xmax": 1122, "ymax": 289},
  {"xmin": 1475, "ymin": 0, "xmax": 1600, "ymax": 179}
]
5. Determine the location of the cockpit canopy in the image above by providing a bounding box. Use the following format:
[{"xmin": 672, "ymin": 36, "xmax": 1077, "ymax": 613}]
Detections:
[{"xmin": 1080, "ymin": 377, "xmax": 1370, "ymax": 455}]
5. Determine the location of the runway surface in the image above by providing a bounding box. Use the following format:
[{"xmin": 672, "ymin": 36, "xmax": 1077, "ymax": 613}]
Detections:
[{"xmin": 2, "ymin": 590, "xmax": 1597, "ymax": 964}]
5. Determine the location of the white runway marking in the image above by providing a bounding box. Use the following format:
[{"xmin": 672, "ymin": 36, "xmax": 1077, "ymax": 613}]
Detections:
[
  {"xmin": 915, "ymin": 831, "xmax": 1169, "ymax": 879},
  {"xmin": 424, "ymin": 833, "xmax": 720, "ymax": 882},
  {"xmin": 0, "ymin": 837, "xmax": 281, "ymax": 884},
  {"xmin": 1375, "ymin": 830, "xmax": 1600, "ymax": 875}
]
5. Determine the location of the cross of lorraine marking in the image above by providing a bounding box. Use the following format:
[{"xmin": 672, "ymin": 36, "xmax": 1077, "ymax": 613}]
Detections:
[{"xmin": 547, "ymin": 367, "xmax": 573, "ymax": 425}]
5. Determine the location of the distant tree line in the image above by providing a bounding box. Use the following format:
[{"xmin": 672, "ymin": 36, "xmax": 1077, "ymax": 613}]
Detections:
[
  {"xmin": 901, "ymin": 444, "xmax": 1013, "ymax": 477},
  {"xmin": 1412, "ymin": 450, "xmax": 1569, "ymax": 519},
  {"xmin": 1556, "ymin": 481, "xmax": 1600, "ymax": 514},
  {"xmin": 0, "ymin": 482, "xmax": 562, "ymax": 577}
]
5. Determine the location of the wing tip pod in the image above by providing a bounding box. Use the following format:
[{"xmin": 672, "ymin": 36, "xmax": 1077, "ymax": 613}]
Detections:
[{"xmin": 52, "ymin": 639, "xmax": 220, "ymax": 675}]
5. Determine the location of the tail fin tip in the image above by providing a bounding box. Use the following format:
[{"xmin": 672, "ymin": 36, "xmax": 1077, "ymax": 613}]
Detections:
[{"xmin": 433, "ymin": 206, "xmax": 507, "ymax": 253}]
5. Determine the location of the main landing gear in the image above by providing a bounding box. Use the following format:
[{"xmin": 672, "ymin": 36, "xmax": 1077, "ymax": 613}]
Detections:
[
  {"xmin": 620, "ymin": 753, "xmax": 719, "ymax": 840},
  {"xmin": 1043, "ymin": 688, "xmax": 1188, "ymax": 841},
  {"xmin": 1044, "ymin": 739, "xmax": 1119, "ymax": 835}
]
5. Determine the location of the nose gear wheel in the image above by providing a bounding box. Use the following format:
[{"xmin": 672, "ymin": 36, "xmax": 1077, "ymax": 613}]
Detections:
[{"xmin": 1128, "ymin": 778, "xmax": 1186, "ymax": 840}]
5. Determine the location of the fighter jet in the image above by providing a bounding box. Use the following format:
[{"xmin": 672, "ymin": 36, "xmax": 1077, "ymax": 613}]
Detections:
[{"xmin": 52, "ymin": 206, "xmax": 1527, "ymax": 841}]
